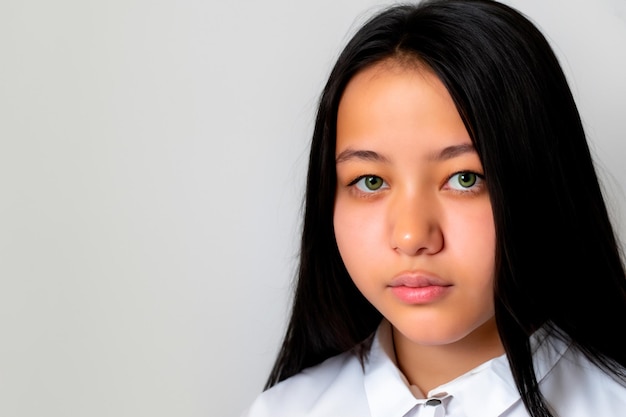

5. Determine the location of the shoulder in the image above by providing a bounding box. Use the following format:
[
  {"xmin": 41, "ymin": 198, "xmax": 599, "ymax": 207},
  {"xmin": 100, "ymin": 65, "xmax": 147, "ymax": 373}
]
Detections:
[
  {"xmin": 540, "ymin": 339, "xmax": 626, "ymax": 416},
  {"xmin": 240, "ymin": 350, "xmax": 369, "ymax": 417}
]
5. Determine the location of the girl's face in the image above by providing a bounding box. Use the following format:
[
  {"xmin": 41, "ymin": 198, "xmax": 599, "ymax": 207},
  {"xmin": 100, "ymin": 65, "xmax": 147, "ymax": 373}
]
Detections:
[{"xmin": 333, "ymin": 60, "xmax": 497, "ymax": 349}]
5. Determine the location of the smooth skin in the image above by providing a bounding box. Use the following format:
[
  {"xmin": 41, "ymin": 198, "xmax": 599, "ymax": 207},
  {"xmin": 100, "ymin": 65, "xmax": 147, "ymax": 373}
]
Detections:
[{"xmin": 333, "ymin": 59, "xmax": 504, "ymax": 396}]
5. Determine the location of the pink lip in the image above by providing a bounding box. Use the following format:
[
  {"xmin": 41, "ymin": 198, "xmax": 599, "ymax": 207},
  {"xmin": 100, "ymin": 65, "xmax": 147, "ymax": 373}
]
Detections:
[{"xmin": 389, "ymin": 272, "xmax": 451, "ymax": 304}]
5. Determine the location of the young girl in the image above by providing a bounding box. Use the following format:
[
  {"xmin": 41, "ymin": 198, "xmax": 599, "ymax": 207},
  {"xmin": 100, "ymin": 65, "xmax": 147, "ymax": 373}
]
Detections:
[{"xmin": 242, "ymin": 1, "xmax": 626, "ymax": 416}]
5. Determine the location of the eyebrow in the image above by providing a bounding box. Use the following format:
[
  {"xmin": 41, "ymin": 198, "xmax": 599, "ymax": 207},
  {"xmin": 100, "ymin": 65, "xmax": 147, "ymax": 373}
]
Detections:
[
  {"xmin": 428, "ymin": 143, "xmax": 476, "ymax": 161},
  {"xmin": 335, "ymin": 143, "xmax": 476, "ymax": 164},
  {"xmin": 335, "ymin": 149, "xmax": 390, "ymax": 164}
]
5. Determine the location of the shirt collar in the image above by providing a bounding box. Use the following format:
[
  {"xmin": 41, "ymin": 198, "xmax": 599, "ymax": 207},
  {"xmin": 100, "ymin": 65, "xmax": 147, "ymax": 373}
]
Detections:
[
  {"xmin": 362, "ymin": 320, "xmax": 570, "ymax": 417},
  {"xmin": 363, "ymin": 320, "xmax": 422, "ymax": 417}
]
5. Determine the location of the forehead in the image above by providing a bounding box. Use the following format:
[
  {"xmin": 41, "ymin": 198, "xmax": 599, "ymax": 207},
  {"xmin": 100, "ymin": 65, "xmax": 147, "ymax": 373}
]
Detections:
[
  {"xmin": 336, "ymin": 58, "xmax": 467, "ymax": 154},
  {"xmin": 338, "ymin": 58, "xmax": 453, "ymax": 120},
  {"xmin": 343, "ymin": 56, "xmax": 439, "ymax": 95}
]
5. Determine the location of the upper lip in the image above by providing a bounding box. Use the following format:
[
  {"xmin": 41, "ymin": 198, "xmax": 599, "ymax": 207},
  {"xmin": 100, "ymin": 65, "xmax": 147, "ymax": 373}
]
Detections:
[{"xmin": 389, "ymin": 271, "xmax": 451, "ymax": 288}]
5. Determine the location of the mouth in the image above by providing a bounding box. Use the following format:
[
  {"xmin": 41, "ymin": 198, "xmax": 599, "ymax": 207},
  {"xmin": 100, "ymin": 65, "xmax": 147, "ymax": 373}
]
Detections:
[
  {"xmin": 388, "ymin": 271, "xmax": 451, "ymax": 288},
  {"xmin": 388, "ymin": 272, "xmax": 452, "ymax": 304}
]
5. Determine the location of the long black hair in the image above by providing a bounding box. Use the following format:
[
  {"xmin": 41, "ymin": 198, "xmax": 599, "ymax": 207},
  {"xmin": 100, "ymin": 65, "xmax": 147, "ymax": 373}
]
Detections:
[{"xmin": 265, "ymin": 1, "xmax": 626, "ymax": 416}]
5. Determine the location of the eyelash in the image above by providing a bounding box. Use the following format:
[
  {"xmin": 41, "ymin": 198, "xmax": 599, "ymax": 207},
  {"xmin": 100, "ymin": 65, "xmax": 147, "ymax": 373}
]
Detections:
[
  {"xmin": 346, "ymin": 171, "xmax": 486, "ymax": 197},
  {"xmin": 347, "ymin": 174, "xmax": 389, "ymax": 197},
  {"xmin": 444, "ymin": 171, "xmax": 486, "ymax": 195}
]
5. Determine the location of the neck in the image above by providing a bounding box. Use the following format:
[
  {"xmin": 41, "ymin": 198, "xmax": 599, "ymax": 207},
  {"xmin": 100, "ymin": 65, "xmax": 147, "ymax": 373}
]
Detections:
[{"xmin": 393, "ymin": 318, "xmax": 504, "ymax": 396}]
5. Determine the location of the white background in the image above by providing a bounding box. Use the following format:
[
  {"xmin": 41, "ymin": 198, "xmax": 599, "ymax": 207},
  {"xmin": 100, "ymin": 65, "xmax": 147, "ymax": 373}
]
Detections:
[{"xmin": 1, "ymin": 0, "xmax": 625, "ymax": 416}]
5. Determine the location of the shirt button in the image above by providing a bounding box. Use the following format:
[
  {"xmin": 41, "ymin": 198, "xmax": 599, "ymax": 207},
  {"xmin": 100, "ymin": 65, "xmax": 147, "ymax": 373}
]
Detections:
[{"xmin": 422, "ymin": 399, "xmax": 445, "ymax": 417}]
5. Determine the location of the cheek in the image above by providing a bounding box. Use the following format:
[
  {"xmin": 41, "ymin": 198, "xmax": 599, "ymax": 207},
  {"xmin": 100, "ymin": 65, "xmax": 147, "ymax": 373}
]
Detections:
[
  {"xmin": 445, "ymin": 205, "xmax": 496, "ymax": 283},
  {"xmin": 333, "ymin": 201, "xmax": 385, "ymax": 274},
  {"xmin": 334, "ymin": 203, "xmax": 362, "ymax": 261}
]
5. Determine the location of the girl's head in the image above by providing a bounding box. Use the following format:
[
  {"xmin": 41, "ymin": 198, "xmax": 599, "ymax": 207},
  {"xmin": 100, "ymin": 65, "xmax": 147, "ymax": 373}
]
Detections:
[
  {"xmin": 334, "ymin": 59, "xmax": 498, "ymax": 350},
  {"xmin": 269, "ymin": 0, "xmax": 625, "ymax": 400}
]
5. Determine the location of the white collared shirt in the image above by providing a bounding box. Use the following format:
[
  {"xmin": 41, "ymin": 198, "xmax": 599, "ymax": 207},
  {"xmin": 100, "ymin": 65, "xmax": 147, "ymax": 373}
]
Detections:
[{"xmin": 241, "ymin": 321, "xmax": 626, "ymax": 416}]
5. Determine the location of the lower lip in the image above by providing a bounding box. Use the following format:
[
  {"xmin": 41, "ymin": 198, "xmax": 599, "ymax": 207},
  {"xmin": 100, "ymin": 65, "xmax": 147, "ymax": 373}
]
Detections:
[{"xmin": 390, "ymin": 285, "xmax": 450, "ymax": 304}]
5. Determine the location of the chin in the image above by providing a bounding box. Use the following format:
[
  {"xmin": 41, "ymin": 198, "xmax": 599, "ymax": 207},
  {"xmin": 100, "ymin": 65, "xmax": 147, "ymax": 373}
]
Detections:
[{"xmin": 392, "ymin": 314, "xmax": 498, "ymax": 348}]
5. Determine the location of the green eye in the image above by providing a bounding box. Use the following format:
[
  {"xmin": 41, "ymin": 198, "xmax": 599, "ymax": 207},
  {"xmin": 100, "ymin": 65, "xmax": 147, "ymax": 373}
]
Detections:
[
  {"xmin": 353, "ymin": 175, "xmax": 387, "ymax": 193},
  {"xmin": 457, "ymin": 172, "xmax": 477, "ymax": 188},
  {"xmin": 363, "ymin": 176, "xmax": 384, "ymax": 190},
  {"xmin": 448, "ymin": 171, "xmax": 483, "ymax": 192}
]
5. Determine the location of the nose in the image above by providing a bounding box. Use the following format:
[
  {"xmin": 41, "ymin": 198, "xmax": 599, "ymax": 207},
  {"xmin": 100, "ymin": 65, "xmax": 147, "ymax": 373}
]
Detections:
[{"xmin": 389, "ymin": 191, "xmax": 444, "ymax": 256}]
